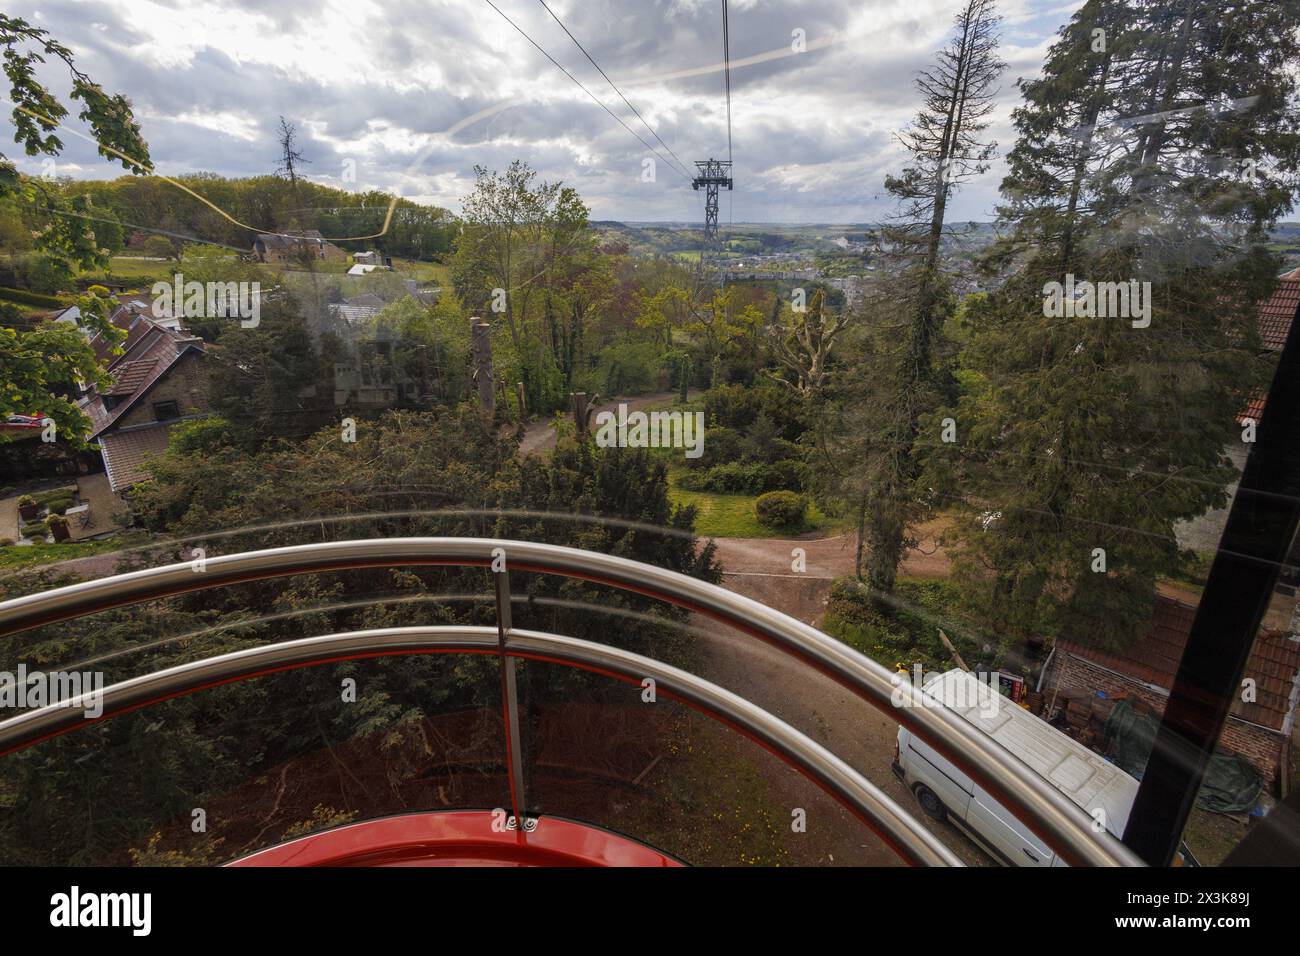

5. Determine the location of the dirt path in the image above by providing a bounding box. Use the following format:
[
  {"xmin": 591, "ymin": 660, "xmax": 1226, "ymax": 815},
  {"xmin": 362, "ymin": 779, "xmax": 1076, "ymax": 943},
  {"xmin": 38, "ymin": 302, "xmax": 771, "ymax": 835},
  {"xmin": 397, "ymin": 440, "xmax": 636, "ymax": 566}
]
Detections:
[
  {"xmin": 516, "ymin": 389, "xmax": 699, "ymax": 458},
  {"xmin": 708, "ymin": 517, "xmax": 952, "ymax": 579},
  {"xmin": 690, "ymin": 609, "xmax": 990, "ymax": 866},
  {"xmin": 698, "ymin": 519, "xmax": 990, "ymax": 865}
]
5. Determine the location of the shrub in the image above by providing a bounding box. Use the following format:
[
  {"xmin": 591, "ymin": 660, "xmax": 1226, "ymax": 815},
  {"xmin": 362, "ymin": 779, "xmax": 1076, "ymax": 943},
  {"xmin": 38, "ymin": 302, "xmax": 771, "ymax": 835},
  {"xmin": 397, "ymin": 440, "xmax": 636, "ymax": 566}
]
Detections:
[
  {"xmin": 679, "ymin": 462, "xmax": 762, "ymax": 494},
  {"xmin": 16, "ymin": 494, "xmax": 36, "ymax": 508},
  {"xmin": 21, "ymin": 519, "xmax": 49, "ymax": 538},
  {"xmin": 682, "ymin": 425, "xmax": 742, "ymax": 470},
  {"xmin": 704, "ymin": 383, "xmax": 805, "ymax": 440},
  {"xmin": 0, "ymin": 285, "xmax": 65, "ymax": 309},
  {"xmin": 44, "ymin": 494, "xmax": 76, "ymax": 515},
  {"xmin": 823, "ymin": 577, "xmax": 978, "ymax": 671},
  {"xmin": 754, "ymin": 490, "xmax": 807, "ymax": 529},
  {"xmin": 33, "ymin": 488, "xmax": 77, "ymax": 507},
  {"xmin": 0, "ymin": 537, "xmax": 14, "ymax": 548},
  {"xmin": 678, "ymin": 459, "xmax": 805, "ymax": 495},
  {"xmin": 766, "ymin": 458, "xmax": 806, "ymax": 492}
]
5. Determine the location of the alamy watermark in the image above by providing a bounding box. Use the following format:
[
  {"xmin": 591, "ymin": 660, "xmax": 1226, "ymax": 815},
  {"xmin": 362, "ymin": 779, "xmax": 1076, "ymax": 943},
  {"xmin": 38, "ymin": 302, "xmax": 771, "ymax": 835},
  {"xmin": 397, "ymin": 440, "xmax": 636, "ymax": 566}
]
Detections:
[
  {"xmin": 50, "ymin": 886, "xmax": 151, "ymax": 936},
  {"xmin": 593, "ymin": 403, "xmax": 705, "ymax": 459},
  {"xmin": 0, "ymin": 665, "xmax": 104, "ymax": 718},
  {"xmin": 890, "ymin": 665, "xmax": 1003, "ymax": 720},
  {"xmin": 152, "ymin": 274, "xmax": 260, "ymax": 328},
  {"xmin": 1042, "ymin": 274, "xmax": 1151, "ymax": 329}
]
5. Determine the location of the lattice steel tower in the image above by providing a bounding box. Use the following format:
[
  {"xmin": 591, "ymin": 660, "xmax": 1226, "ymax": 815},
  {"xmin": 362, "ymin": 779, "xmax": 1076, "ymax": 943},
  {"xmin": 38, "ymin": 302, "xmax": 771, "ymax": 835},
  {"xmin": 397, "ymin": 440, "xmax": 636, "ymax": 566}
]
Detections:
[{"xmin": 692, "ymin": 158, "xmax": 733, "ymax": 238}]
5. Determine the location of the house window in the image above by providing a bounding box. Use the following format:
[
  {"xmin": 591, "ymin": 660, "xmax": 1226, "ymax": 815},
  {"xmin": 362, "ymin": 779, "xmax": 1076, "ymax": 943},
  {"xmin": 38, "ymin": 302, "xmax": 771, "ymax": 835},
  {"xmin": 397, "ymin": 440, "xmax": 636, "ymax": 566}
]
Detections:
[{"xmin": 153, "ymin": 400, "xmax": 181, "ymax": 422}]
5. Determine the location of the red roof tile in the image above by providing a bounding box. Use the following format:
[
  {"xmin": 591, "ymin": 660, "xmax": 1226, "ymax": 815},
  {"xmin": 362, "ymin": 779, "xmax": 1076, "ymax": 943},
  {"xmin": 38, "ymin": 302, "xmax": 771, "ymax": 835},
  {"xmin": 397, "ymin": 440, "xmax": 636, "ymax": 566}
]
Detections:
[
  {"xmin": 1234, "ymin": 269, "xmax": 1300, "ymax": 422},
  {"xmin": 1258, "ymin": 269, "xmax": 1300, "ymax": 350},
  {"xmin": 98, "ymin": 424, "xmax": 174, "ymax": 491},
  {"xmin": 1059, "ymin": 596, "xmax": 1300, "ymax": 732}
]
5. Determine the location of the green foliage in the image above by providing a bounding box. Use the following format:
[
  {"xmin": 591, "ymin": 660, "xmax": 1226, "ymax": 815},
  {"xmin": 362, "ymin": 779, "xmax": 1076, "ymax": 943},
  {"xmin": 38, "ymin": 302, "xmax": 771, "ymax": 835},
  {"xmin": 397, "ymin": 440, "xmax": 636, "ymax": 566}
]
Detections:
[
  {"xmin": 451, "ymin": 160, "xmax": 604, "ymax": 411},
  {"xmin": 945, "ymin": 0, "xmax": 1299, "ymax": 649},
  {"xmin": 41, "ymin": 493, "xmax": 73, "ymax": 514},
  {"xmin": 0, "ymin": 285, "xmax": 62, "ymax": 308},
  {"xmin": 367, "ymin": 295, "xmax": 471, "ymax": 406},
  {"xmin": 59, "ymin": 175, "xmax": 454, "ymax": 263},
  {"xmin": 824, "ymin": 576, "xmax": 977, "ymax": 671},
  {"xmin": 678, "ymin": 460, "xmax": 805, "ymax": 495},
  {"xmin": 202, "ymin": 292, "xmax": 333, "ymax": 447},
  {"xmin": 754, "ymin": 490, "xmax": 807, "ymax": 530},
  {"xmin": 19, "ymin": 518, "xmax": 47, "ymax": 537},
  {"xmin": 703, "ymin": 383, "xmax": 805, "ymax": 442},
  {"xmin": 579, "ymin": 340, "xmax": 668, "ymax": 396},
  {"xmin": 1, "ymin": 17, "xmax": 150, "ymax": 277},
  {"xmin": 0, "ymin": 291, "xmax": 121, "ymax": 448},
  {"xmin": 137, "ymin": 235, "xmax": 174, "ymax": 259}
]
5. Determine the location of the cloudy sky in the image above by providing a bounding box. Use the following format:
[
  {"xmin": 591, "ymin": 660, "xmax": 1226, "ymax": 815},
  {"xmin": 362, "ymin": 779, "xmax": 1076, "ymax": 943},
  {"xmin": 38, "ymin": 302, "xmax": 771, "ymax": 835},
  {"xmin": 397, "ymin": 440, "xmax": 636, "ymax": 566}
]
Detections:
[{"xmin": 6, "ymin": 0, "xmax": 1087, "ymax": 223}]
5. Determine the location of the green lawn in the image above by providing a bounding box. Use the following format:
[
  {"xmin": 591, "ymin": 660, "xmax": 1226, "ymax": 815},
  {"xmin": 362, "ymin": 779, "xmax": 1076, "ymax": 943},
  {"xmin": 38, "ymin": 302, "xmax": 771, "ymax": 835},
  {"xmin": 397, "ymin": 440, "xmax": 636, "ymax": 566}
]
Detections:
[
  {"xmin": 393, "ymin": 259, "xmax": 450, "ymax": 284},
  {"xmin": 101, "ymin": 256, "xmax": 171, "ymax": 281},
  {"xmin": 668, "ymin": 474, "xmax": 833, "ymax": 538},
  {"xmin": 0, "ymin": 537, "xmax": 126, "ymax": 574}
]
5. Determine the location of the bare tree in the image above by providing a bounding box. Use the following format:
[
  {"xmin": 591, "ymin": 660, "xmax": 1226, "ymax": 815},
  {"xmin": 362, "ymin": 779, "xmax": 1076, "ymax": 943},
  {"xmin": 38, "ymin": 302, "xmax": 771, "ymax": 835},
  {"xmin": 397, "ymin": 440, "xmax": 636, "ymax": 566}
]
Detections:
[
  {"xmin": 275, "ymin": 115, "xmax": 309, "ymax": 186},
  {"xmin": 766, "ymin": 289, "xmax": 851, "ymax": 399}
]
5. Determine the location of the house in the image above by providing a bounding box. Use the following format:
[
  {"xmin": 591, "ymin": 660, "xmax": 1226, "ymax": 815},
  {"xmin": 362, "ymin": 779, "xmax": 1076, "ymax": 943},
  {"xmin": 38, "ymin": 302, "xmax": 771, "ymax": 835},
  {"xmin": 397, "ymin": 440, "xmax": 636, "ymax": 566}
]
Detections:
[
  {"xmin": 1176, "ymin": 268, "xmax": 1300, "ymax": 555},
  {"xmin": 1043, "ymin": 595, "xmax": 1300, "ymax": 786},
  {"xmin": 353, "ymin": 251, "xmax": 382, "ymax": 266},
  {"xmin": 328, "ymin": 293, "xmax": 386, "ymax": 329},
  {"xmin": 404, "ymin": 279, "xmax": 441, "ymax": 305},
  {"xmin": 80, "ymin": 315, "xmax": 209, "ymax": 492},
  {"xmin": 252, "ymin": 229, "xmax": 347, "ymax": 264}
]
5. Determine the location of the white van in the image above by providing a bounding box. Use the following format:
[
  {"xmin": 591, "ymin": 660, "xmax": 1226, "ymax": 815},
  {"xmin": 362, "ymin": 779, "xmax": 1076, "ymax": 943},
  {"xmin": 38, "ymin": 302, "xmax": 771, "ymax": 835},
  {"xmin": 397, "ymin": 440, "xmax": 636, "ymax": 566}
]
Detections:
[{"xmin": 891, "ymin": 669, "xmax": 1194, "ymax": 866}]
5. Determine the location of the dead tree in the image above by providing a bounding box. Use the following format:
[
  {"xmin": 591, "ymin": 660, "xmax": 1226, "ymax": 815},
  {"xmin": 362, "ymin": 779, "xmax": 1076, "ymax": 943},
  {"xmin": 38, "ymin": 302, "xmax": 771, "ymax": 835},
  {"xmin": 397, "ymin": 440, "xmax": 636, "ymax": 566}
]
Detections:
[{"xmin": 275, "ymin": 116, "xmax": 310, "ymax": 186}]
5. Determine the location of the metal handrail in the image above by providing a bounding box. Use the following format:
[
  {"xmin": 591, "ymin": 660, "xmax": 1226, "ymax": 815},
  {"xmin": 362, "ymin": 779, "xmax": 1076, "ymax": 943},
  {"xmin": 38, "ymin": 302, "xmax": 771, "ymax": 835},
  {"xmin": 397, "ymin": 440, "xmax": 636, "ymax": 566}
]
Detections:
[
  {"xmin": 0, "ymin": 537, "xmax": 1144, "ymax": 866},
  {"xmin": 0, "ymin": 625, "xmax": 963, "ymax": 867}
]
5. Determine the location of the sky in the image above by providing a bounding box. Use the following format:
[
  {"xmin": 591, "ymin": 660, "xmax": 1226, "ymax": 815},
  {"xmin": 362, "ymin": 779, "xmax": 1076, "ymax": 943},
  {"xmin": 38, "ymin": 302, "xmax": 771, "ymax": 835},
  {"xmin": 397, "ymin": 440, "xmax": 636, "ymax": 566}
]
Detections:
[{"xmin": 5, "ymin": 0, "xmax": 1088, "ymax": 224}]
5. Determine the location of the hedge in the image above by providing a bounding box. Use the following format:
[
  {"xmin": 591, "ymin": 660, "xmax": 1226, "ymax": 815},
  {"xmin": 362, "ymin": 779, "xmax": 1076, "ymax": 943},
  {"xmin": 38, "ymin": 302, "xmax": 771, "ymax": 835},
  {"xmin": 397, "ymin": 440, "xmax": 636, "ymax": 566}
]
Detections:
[
  {"xmin": 677, "ymin": 459, "xmax": 806, "ymax": 495},
  {"xmin": 0, "ymin": 287, "xmax": 66, "ymax": 309}
]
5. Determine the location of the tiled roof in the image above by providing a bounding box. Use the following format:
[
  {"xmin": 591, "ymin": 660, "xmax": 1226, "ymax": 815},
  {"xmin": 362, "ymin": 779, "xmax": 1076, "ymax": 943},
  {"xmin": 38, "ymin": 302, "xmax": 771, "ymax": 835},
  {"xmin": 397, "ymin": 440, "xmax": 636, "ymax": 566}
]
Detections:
[
  {"xmin": 98, "ymin": 424, "xmax": 174, "ymax": 492},
  {"xmin": 1059, "ymin": 596, "xmax": 1300, "ymax": 733},
  {"xmin": 1234, "ymin": 269, "xmax": 1300, "ymax": 423},
  {"xmin": 84, "ymin": 320, "xmax": 204, "ymax": 438},
  {"xmin": 89, "ymin": 304, "xmax": 158, "ymax": 365},
  {"xmin": 1239, "ymin": 394, "xmax": 1266, "ymax": 425},
  {"xmin": 1257, "ymin": 268, "xmax": 1300, "ymax": 350}
]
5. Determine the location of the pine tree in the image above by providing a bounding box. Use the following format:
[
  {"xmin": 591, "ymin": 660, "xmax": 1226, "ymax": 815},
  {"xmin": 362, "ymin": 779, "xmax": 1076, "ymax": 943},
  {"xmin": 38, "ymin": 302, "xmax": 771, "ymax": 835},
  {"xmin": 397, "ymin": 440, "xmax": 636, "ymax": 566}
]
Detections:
[
  {"xmin": 827, "ymin": 0, "xmax": 1004, "ymax": 596},
  {"xmin": 949, "ymin": 0, "xmax": 1300, "ymax": 649}
]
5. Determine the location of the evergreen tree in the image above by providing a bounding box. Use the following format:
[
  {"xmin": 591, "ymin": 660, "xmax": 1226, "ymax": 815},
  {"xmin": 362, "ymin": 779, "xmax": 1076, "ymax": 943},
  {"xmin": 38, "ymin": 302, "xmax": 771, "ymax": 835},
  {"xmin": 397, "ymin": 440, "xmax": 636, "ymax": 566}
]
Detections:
[
  {"xmin": 949, "ymin": 0, "xmax": 1300, "ymax": 649},
  {"xmin": 825, "ymin": 0, "xmax": 1004, "ymax": 594}
]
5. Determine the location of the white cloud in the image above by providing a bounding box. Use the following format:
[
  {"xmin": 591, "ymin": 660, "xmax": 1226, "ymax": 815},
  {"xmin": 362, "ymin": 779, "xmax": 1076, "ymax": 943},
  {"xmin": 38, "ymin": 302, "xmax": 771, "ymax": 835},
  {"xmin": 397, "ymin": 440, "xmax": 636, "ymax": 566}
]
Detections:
[{"xmin": 4, "ymin": 0, "xmax": 1085, "ymax": 223}]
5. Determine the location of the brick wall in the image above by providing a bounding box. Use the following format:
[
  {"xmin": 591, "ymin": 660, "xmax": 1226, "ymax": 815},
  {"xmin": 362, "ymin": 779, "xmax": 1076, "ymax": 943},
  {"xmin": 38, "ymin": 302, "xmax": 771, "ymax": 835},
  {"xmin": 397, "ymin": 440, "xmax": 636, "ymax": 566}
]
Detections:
[
  {"xmin": 113, "ymin": 352, "xmax": 210, "ymax": 430},
  {"xmin": 1045, "ymin": 651, "xmax": 1283, "ymax": 788}
]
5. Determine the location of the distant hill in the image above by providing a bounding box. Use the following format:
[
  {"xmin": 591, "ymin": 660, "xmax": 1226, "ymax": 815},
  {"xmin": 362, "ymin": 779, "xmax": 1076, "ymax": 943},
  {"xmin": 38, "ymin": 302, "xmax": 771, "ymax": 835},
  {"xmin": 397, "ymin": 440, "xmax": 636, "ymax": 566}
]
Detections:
[{"xmin": 595, "ymin": 219, "xmax": 1300, "ymax": 273}]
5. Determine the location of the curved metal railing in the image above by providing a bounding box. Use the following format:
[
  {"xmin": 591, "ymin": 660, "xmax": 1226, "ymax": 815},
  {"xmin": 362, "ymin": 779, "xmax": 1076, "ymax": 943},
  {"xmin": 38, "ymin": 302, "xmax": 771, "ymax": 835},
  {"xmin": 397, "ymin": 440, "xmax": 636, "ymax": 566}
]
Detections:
[
  {"xmin": 0, "ymin": 625, "xmax": 962, "ymax": 866},
  {"xmin": 0, "ymin": 537, "xmax": 1144, "ymax": 866}
]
